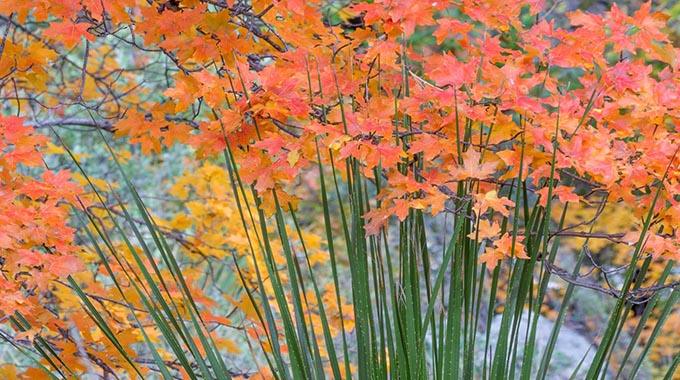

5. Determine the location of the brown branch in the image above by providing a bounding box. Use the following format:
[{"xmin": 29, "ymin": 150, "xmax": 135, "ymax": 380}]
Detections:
[
  {"xmin": 79, "ymin": 40, "xmax": 90, "ymax": 102},
  {"xmin": 543, "ymin": 258, "xmax": 621, "ymax": 299},
  {"xmin": 0, "ymin": 14, "xmax": 11, "ymax": 61},
  {"xmin": 543, "ymin": 244, "xmax": 679, "ymax": 305},
  {"xmin": 28, "ymin": 118, "xmax": 116, "ymax": 132}
]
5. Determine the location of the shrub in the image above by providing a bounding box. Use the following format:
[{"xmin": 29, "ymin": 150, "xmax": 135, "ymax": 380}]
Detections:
[{"xmin": 0, "ymin": 0, "xmax": 679, "ymax": 379}]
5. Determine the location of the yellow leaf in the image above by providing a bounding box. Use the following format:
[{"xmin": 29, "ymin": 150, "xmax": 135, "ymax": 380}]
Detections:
[
  {"xmin": 287, "ymin": 149, "xmax": 300, "ymax": 167},
  {"xmin": 225, "ymin": 295, "xmax": 259, "ymax": 321},
  {"xmin": 214, "ymin": 336, "xmax": 241, "ymax": 354},
  {"xmin": 44, "ymin": 141, "xmax": 66, "ymax": 155}
]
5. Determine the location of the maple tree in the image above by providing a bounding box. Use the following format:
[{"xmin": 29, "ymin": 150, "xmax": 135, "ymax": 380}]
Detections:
[{"xmin": 1, "ymin": 0, "xmax": 680, "ymax": 379}]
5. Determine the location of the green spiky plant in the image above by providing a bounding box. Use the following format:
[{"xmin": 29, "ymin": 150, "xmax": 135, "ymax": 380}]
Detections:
[{"xmin": 35, "ymin": 78, "xmax": 679, "ymax": 380}]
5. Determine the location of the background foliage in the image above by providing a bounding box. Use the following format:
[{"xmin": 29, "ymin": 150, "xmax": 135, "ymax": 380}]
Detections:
[{"xmin": 1, "ymin": 0, "xmax": 680, "ymax": 379}]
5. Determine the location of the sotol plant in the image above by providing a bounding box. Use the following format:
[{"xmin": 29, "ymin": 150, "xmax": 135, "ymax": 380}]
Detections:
[{"xmin": 0, "ymin": 0, "xmax": 679, "ymax": 379}]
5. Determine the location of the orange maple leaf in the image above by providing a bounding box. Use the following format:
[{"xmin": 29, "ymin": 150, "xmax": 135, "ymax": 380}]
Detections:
[
  {"xmin": 468, "ymin": 218, "xmax": 502, "ymax": 241},
  {"xmin": 479, "ymin": 235, "xmax": 527, "ymax": 270},
  {"xmin": 451, "ymin": 149, "xmax": 498, "ymax": 181},
  {"xmin": 535, "ymin": 185, "xmax": 581, "ymax": 207},
  {"xmin": 43, "ymin": 22, "xmax": 94, "ymax": 48},
  {"xmin": 473, "ymin": 190, "xmax": 514, "ymax": 217}
]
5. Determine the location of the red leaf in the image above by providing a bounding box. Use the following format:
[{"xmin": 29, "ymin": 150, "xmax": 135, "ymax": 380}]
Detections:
[{"xmin": 43, "ymin": 22, "xmax": 94, "ymax": 48}]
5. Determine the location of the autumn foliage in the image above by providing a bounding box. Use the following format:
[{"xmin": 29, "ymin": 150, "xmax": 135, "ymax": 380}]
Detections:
[{"xmin": 1, "ymin": 0, "xmax": 680, "ymax": 378}]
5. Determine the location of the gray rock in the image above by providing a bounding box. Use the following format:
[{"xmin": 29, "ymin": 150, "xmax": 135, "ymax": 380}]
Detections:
[{"xmin": 487, "ymin": 310, "xmax": 597, "ymax": 379}]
